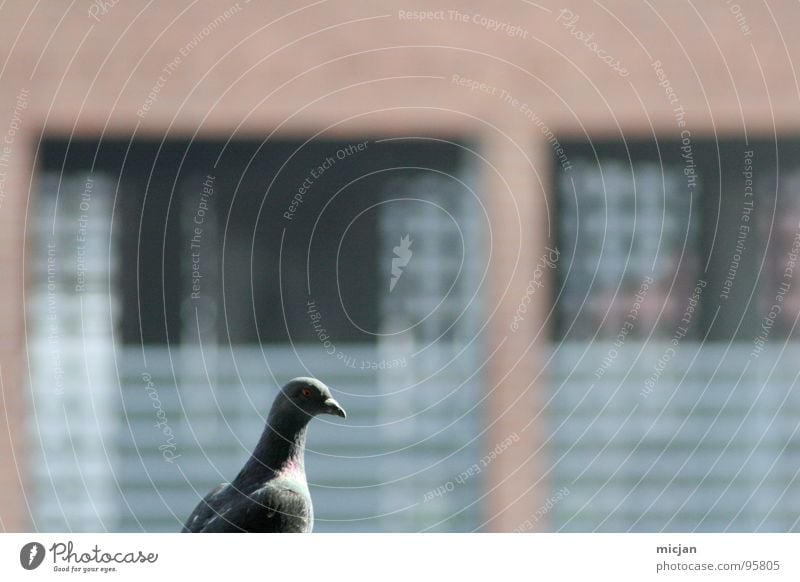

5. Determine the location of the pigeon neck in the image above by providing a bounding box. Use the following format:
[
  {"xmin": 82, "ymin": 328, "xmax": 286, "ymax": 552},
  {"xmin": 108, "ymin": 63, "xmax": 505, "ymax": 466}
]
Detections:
[{"xmin": 237, "ymin": 407, "xmax": 310, "ymax": 485}]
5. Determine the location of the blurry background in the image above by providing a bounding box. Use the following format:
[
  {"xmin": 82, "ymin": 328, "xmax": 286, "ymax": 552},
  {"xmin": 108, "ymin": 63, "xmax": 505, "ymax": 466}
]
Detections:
[{"xmin": 1, "ymin": 0, "xmax": 800, "ymax": 532}]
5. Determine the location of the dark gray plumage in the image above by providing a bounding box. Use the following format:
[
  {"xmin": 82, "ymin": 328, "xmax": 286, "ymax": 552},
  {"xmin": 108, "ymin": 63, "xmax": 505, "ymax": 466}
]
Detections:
[{"xmin": 182, "ymin": 377, "xmax": 346, "ymax": 533}]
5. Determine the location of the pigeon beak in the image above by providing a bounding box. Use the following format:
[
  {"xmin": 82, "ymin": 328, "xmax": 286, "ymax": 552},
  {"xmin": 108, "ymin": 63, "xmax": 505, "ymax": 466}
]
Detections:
[{"xmin": 323, "ymin": 398, "xmax": 346, "ymax": 418}]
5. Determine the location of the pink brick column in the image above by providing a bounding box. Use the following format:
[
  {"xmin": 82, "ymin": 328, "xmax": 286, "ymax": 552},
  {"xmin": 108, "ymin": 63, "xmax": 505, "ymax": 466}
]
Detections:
[
  {"xmin": 482, "ymin": 130, "xmax": 553, "ymax": 532},
  {"xmin": 0, "ymin": 123, "xmax": 32, "ymax": 531}
]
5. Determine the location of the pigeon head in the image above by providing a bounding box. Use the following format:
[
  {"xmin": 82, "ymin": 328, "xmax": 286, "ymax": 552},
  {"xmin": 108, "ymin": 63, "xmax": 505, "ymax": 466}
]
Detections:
[
  {"xmin": 275, "ymin": 377, "xmax": 346, "ymax": 419},
  {"xmin": 186, "ymin": 377, "xmax": 346, "ymax": 531}
]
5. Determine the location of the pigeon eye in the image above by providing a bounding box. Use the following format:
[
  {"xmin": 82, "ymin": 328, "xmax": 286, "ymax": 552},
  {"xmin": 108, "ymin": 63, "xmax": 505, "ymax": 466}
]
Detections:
[{"xmin": 301, "ymin": 388, "xmax": 312, "ymax": 398}]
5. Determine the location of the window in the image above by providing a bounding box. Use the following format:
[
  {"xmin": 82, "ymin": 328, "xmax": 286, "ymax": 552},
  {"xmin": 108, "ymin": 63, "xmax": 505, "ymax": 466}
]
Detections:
[
  {"xmin": 33, "ymin": 137, "xmax": 487, "ymax": 532},
  {"xmin": 550, "ymin": 138, "xmax": 800, "ymax": 532},
  {"xmin": 556, "ymin": 139, "xmax": 800, "ymax": 343}
]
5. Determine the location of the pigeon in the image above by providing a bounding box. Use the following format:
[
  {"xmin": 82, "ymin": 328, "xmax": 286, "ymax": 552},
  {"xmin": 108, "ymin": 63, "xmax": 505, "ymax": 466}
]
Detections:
[{"xmin": 182, "ymin": 377, "xmax": 346, "ymax": 533}]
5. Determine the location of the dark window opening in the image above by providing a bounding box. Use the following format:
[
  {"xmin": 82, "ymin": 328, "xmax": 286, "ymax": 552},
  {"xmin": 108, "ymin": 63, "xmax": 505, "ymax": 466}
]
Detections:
[
  {"xmin": 554, "ymin": 138, "xmax": 799, "ymax": 343},
  {"xmin": 41, "ymin": 137, "xmax": 466, "ymax": 345}
]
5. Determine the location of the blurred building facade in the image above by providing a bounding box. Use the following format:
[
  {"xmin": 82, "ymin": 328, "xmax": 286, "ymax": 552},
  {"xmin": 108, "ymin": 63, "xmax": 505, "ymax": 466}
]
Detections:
[{"xmin": 1, "ymin": 1, "xmax": 800, "ymax": 531}]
